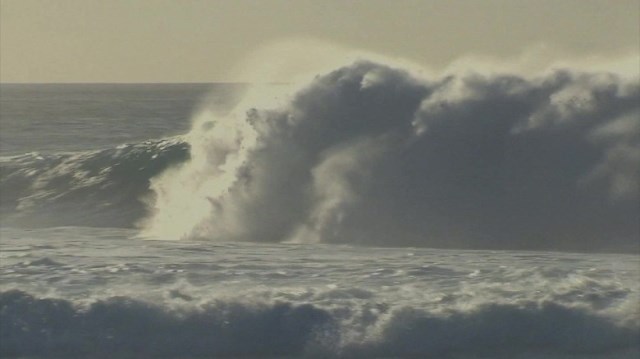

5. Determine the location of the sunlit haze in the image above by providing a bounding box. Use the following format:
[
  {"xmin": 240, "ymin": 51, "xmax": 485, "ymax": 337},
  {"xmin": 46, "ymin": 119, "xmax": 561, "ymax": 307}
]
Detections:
[{"xmin": 1, "ymin": 0, "xmax": 638, "ymax": 83}]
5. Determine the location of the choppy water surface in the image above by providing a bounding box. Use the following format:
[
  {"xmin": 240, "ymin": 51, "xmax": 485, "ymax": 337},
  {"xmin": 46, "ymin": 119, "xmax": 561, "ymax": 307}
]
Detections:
[{"xmin": 1, "ymin": 227, "xmax": 639, "ymax": 358}]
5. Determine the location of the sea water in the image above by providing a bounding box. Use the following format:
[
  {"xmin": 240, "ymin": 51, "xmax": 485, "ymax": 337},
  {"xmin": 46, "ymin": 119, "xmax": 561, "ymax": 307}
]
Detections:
[{"xmin": 1, "ymin": 73, "xmax": 639, "ymax": 358}]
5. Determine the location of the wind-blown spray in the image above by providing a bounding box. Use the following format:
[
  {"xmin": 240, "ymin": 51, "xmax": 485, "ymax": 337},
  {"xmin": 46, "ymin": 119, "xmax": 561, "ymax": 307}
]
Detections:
[{"xmin": 140, "ymin": 57, "xmax": 639, "ymax": 251}]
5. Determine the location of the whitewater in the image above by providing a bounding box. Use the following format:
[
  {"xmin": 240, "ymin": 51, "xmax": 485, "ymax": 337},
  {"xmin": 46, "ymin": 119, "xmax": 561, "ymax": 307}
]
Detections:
[{"xmin": 1, "ymin": 60, "xmax": 639, "ymax": 358}]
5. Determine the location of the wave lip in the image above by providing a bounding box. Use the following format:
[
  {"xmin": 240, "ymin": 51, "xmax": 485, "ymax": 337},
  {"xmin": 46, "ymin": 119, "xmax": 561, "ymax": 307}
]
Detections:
[{"xmin": 1, "ymin": 290, "xmax": 638, "ymax": 358}]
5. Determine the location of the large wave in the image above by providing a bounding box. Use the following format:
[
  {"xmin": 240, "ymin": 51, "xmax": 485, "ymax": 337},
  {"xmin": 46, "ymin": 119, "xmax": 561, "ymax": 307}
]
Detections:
[
  {"xmin": 141, "ymin": 60, "xmax": 639, "ymax": 251},
  {"xmin": 2, "ymin": 60, "xmax": 638, "ymax": 251},
  {"xmin": 1, "ymin": 289, "xmax": 638, "ymax": 358}
]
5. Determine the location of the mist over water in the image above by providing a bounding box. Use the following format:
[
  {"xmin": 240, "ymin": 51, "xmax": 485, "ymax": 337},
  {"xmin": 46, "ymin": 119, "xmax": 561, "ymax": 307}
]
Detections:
[{"xmin": 140, "ymin": 60, "xmax": 639, "ymax": 252}]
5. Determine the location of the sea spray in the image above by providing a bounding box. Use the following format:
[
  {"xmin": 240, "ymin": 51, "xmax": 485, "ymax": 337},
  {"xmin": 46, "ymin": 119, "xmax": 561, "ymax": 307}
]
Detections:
[
  {"xmin": 139, "ymin": 81, "xmax": 303, "ymax": 240},
  {"xmin": 139, "ymin": 60, "xmax": 639, "ymax": 251},
  {"xmin": 1, "ymin": 54, "xmax": 637, "ymax": 251}
]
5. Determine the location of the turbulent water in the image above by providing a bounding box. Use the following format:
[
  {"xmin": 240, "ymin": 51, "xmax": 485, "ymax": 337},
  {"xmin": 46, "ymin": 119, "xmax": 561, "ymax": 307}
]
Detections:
[{"xmin": 0, "ymin": 61, "xmax": 639, "ymax": 357}]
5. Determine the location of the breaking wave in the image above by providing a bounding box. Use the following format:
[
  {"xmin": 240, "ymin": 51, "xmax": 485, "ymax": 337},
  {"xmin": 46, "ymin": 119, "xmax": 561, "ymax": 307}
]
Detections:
[
  {"xmin": 142, "ymin": 60, "xmax": 639, "ymax": 251},
  {"xmin": 2, "ymin": 59, "xmax": 638, "ymax": 251},
  {"xmin": 1, "ymin": 290, "xmax": 638, "ymax": 358}
]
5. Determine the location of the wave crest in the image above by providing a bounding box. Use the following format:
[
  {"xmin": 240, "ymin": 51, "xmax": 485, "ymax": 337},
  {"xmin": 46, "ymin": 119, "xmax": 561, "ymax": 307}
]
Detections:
[{"xmin": 1, "ymin": 290, "xmax": 637, "ymax": 358}]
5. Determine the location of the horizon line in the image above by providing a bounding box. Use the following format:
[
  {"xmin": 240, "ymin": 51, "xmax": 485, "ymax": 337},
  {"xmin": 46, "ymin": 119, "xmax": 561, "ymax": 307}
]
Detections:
[{"xmin": 0, "ymin": 81, "xmax": 294, "ymax": 85}]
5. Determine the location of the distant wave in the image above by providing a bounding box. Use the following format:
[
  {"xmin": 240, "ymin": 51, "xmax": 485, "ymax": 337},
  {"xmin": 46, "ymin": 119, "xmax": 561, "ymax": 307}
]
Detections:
[
  {"xmin": 1, "ymin": 290, "xmax": 638, "ymax": 358},
  {"xmin": 0, "ymin": 139, "xmax": 189, "ymax": 227}
]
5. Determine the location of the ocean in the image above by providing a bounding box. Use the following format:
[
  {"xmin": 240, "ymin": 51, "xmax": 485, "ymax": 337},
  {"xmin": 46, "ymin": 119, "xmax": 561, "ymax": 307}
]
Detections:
[{"xmin": 1, "ymin": 62, "xmax": 639, "ymax": 358}]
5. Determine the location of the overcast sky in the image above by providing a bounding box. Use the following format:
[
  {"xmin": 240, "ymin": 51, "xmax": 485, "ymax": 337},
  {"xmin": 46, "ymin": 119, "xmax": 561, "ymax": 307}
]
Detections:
[{"xmin": 1, "ymin": 0, "xmax": 638, "ymax": 83}]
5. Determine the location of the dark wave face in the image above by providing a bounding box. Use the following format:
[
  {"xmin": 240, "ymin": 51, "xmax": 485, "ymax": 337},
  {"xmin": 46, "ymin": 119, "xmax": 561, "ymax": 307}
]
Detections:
[
  {"xmin": 0, "ymin": 139, "xmax": 189, "ymax": 228},
  {"xmin": 1, "ymin": 290, "xmax": 638, "ymax": 358}
]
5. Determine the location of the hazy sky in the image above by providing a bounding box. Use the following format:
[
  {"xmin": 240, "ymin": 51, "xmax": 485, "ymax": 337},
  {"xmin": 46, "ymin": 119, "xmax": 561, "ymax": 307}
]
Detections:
[{"xmin": 1, "ymin": 0, "xmax": 638, "ymax": 83}]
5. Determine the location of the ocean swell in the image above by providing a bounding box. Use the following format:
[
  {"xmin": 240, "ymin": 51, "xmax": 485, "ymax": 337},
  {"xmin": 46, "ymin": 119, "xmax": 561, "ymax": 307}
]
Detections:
[
  {"xmin": 0, "ymin": 139, "xmax": 189, "ymax": 228},
  {"xmin": 1, "ymin": 290, "xmax": 638, "ymax": 358}
]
